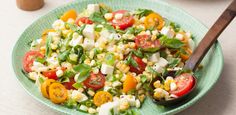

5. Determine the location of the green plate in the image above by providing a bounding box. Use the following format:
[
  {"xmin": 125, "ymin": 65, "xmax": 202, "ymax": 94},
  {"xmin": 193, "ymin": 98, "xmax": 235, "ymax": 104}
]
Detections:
[{"xmin": 12, "ymin": 0, "xmax": 224, "ymax": 114}]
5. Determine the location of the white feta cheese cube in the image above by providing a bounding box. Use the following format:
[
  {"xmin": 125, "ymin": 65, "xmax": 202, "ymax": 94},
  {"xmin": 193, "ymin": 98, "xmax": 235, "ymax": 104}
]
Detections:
[
  {"xmin": 79, "ymin": 105, "xmax": 88, "ymax": 112},
  {"xmin": 71, "ymin": 90, "xmax": 88, "ymax": 102},
  {"xmin": 160, "ymin": 27, "xmax": 175, "ymax": 38},
  {"xmin": 152, "ymin": 63, "xmax": 163, "ymax": 73},
  {"xmin": 170, "ymin": 82, "xmax": 177, "ymax": 91},
  {"xmin": 185, "ymin": 32, "xmax": 191, "ymax": 39},
  {"xmin": 109, "ymin": 33, "xmax": 122, "ymax": 40},
  {"xmin": 148, "ymin": 52, "xmax": 160, "ymax": 62},
  {"xmin": 87, "ymin": 4, "xmax": 100, "ymax": 14},
  {"xmin": 56, "ymin": 69, "xmax": 63, "ymax": 77},
  {"xmin": 101, "ymin": 63, "xmax": 114, "ymax": 75},
  {"xmin": 83, "ymin": 38, "xmax": 95, "ymax": 50},
  {"xmin": 28, "ymin": 72, "xmax": 38, "ymax": 81},
  {"xmin": 83, "ymin": 25, "xmax": 95, "ymax": 39},
  {"xmin": 99, "ymin": 101, "xmax": 119, "ymax": 115},
  {"xmin": 158, "ymin": 57, "xmax": 168, "ymax": 67},
  {"xmin": 135, "ymin": 99, "xmax": 141, "ymax": 108},
  {"xmin": 31, "ymin": 61, "xmax": 49, "ymax": 72},
  {"xmin": 52, "ymin": 19, "xmax": 65, "ymax": 30},
  {"xmin": 69, "ymin": 34, "xmax": 83, "ymax": 47},
  {"xmin": 140, "ymin": 17, "xmax": 146, "ymax": 23},
  {"xmin": 188, "ymin": 38, "xmax": 195, "ymax": 50},
  {"xmin": 114, "ymin": 13, "xmax": 123, "ymax": 20},
  {"xmin": 112, "ymin": 81, "xmax": 122, "ymax": 87},
  {"xmin": 175, "ymin": 33, "xmax": 184, "ymax": 40}
]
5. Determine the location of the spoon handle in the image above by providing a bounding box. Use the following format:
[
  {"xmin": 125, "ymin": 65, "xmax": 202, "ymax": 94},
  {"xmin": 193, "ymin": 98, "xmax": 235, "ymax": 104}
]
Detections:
[{"xmin": 184, "ymin": 0, "xmax": 236, "ymax": 71}]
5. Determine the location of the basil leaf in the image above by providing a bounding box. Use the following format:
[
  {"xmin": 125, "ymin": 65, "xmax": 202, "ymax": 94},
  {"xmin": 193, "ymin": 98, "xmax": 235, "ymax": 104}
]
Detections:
[
  {"xmin": 135, "ymin": 9, "xmax": 153, "ymax": 18},
  {"xmin": 63, "ymin": 70, "xmax": 75, "ymax": 78},
  {"xmin": 121, "ymin": 39, "xmax": 134, "ymax": 44},
  {"xmin": 45, "ymin": 36, "xmax": 52, "ymax": 57},
  {"xmin": 168, "ymin": 58, "xmax": 180, "ymax": 68},
  {"xmin": 104, "ymin": 23, "xmax": 116, "ymax": 32},
  {"xmin": 76, "ymin": 69, "xmax": 91, "ymax": 83},
  {"xmin": 58, "ymin": 50, "xmax": 70, "ymax": 62},
  {"xmin": 126, "ymin": 27, "xmax": 143, "ymax": 35},
  {"xmin": 89, "ymin": 12, "xmax": 106, "ymax": 23},
  {"xmin": 73, "ymin": 64, "xmax": 91, "ymax": 83},
  {"xmin": 160, "ymin": 36, "xmax": 184, "ymax": 49},
  {"xmin": 35, "ymin": 57, "xmax": 46, "ymax": 64},
  {"xmin": 72, "ymin": 82, "xmax": 83, "ymax": 89}
]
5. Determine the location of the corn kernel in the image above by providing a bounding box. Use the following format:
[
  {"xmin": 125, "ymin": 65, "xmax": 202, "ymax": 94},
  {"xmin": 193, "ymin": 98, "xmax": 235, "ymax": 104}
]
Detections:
[
  {"xmin": 104, "ymin": 13, "xmax": 113, "ymax": 20},
  {"xmin": 119, "ymin": 100, "xmax": 130, "ymax": 111},
  {"xmin": 84, "ymin": 59, "xmax": 91, "ymax": 65},
  {"xmin": 153, "ymin": 80, "xmax": 162, "ymax": 88}
]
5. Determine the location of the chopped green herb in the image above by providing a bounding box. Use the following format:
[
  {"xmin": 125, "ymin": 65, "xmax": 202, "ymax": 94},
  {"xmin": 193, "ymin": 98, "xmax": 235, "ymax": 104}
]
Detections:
[
  {"xmin": 160, "ymin": 36, "xmax": 184, "ymax": 49},
  {"xmin": 89, "ymin": 12, "xmax": 106, "ymax": 23},
  {"xmin": 45, "ymin": 36, "xmax": 52, "ymax": 57},
  {"xmin": 135, "ymin": 9, "xmax": 153, "ymax": 18},
  {"xmin": 168, "ymin": 58, "xmax": 181, "ymax": 68}
]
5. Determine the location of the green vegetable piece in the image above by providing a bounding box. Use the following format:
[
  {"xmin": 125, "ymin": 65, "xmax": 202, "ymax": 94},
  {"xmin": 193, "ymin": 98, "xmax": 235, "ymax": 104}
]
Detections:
[
  {"xmin": 89, "ymin": 12, "xmax": 106, "ymax": 23},
  {"xmin": 58, "ymin": 50, "xmax": 70, "ymax": 62},
  {"xmin": 135, "ymin": 9, "xmax": 153, "ymax": 18},
  {"xmin": 160, "ymin": 36, "xmax": 184, "ymax": 49},
  {"xmin": 140, "ymin": 74, "xmax": 147, "ymax": 83},
  {"xmin": 45, "ymin": 36, "xmax": 52, "ymax": 57},
  {"xmin": 168, "ymin": 58, "xmax": 181, "ymax": 68},
  {"xmin": 35, "ymin": 57, "xmax": 46, "ymax": 64},
  {"xmin": 105, "ymin": 53, "xmax": 116, "ymax": 65},
  {"xmin": 132, "ymin": 49, "xmax": 143, "ymax": 58},
  {"xmin": 73, "ymin": 64, "xmax": 91, "ymax": 83},
  {"xmin": 72, "ymin": 82, "xmax": 83, "ymax": 89}
]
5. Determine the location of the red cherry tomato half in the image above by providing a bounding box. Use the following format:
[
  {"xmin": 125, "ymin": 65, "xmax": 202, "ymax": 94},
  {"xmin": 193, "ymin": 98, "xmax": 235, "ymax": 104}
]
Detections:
[
  {"xmin": 42, "ymin": 70, "xmax": 58, "ymax": 80},
  {"xmin": 23, "ymin": 51, "xmax": 44, "ymax": 72},
  {"xmin": 111, "ymin": 10, "xmax": 134, "ymax": 30},
  {"xmin": 76, "ymin": 17, "xmax": 93, "ymax": 26},
  {"xmin": 63, "ymin": 77, "xmax": 76, "ymax": 90},
  {"xmin": 135, "ymin": 34, "xmax": 161, "ymax": 52},
  {"xmin": 42, "ymin": 67, "xmax": 66, "ymax": 80},
  {"xmin": 129, "ymin": 55, "xmax": 147, "ymax": 74},
  {"xmin": 170, "ymin": 73, "xmax": 194, "ymax": 97},
  {"xmin": 83, "ymin": 73, "xmax": 105, "ymax": 90}
]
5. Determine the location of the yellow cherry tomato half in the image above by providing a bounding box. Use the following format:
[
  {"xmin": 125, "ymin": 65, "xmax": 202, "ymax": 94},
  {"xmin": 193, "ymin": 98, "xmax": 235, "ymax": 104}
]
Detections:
[
  {"xmin": 123, "ymin": 74, "xmax": 137, "ymax": 93},
  {"xmin": 144, "ymin": 12, "xmax": 164, "ymax": 30},
  {"xmin": 60, "ymin": 9, "xmax": 77, "ymax": 22},
  {"xmin": 48, "ymin": 82, "xmax": 68, "ymax": 104},
  {"xmin": 93, "ymin": 91, "xmax": 113, "ymax": 106},
  {"xmin": 41, "ymin": 79, "xmax": 56, "ymax": 98}
]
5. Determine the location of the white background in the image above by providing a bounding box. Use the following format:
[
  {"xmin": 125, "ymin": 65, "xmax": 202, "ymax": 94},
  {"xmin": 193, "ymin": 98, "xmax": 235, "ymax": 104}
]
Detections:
[{"xmin": 0, "ymin": 0, "xmax": 235, "ymax": 115}]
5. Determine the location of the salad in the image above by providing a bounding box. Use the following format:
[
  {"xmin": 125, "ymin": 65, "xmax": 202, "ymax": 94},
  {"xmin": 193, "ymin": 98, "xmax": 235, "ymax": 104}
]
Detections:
[{"xmin": 23, "ymin": 3, "xmax": 196, "ymax": 115}]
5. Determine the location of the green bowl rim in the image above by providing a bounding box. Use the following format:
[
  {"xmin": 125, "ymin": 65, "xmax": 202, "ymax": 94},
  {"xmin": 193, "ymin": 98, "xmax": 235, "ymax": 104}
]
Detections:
[{"xmin": 12, "ymin": 0, "xmax": 224, "ymax": 114}]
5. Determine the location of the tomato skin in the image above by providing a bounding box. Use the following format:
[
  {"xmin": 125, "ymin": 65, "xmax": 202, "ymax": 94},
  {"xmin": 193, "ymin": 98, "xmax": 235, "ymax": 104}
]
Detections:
[
  {"xmin": 129, "ymin": 55, "xmax": 147, "ymax": 74},
  {"xmin": 42, "ymin": 70, "xmax": 58, "ymax": 80},
  {"xmin": 63, "ymin": 78, "xmax": 76, "ymax": 90},
  {"xmin": 23, "ymin": 51, "xmax": 44, "ymax": 72},
  {"xmin": 170, "ymin": 73, "xmax": 194, "ymax": 97},
  {"xmin": 76, "ymin": 17, "xmax": 93, "ymax": 26},
  {"xmin": 83, "ymin": 73, "xmax": 105, "ymax": 90},
  {"xmin": 111, "ymin": 10, "xmax": 134, "ymax": 30},
  {"xmin": 135, "ymin": 34, "xmax": 161, "ymax": 52}
]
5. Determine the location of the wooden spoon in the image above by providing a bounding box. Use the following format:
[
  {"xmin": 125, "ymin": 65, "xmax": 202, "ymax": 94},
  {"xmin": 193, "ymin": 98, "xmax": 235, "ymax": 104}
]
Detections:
[{"xmin": 154, "ymin": 0, "xmax": 236, "ymax": 105}]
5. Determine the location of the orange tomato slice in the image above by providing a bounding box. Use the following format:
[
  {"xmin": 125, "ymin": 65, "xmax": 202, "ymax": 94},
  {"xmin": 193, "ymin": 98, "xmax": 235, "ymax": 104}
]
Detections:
[
  {"xmin": 60, "ymin": 9, "xmax": 77, "ymax": 22},
  {"xmin": 144, "ymin": 12, "xmax": 164, "ymax": 30},
  {"xmin": 41, "ymin": 79, "xmax": 55, "ymax": 98},
  {"xmin": 123, "ymin": 74, "xmax": 137, "ymax": 93},
  {"xmin": 93, "ymin": 91, "xmax": 113, "ymax": 106},
  {"xmin": 49, "ymin": 83, "xmax": 68, "ymax": 104}
]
